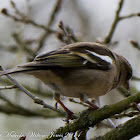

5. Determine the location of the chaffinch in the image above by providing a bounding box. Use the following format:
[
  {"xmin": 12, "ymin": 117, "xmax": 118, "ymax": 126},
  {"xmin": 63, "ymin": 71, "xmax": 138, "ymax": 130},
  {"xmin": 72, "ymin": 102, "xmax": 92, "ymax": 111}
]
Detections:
[{"xmin": 0, "ymin": 42, "xmax": 132, "ymax": 119}]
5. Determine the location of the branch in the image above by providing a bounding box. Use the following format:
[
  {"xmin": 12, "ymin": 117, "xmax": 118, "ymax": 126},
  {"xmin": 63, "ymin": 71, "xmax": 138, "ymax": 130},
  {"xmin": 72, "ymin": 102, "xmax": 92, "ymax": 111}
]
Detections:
[
  {"xmin": 130, "ymin": 40, "xmax": 140, "ymax": 51},
  {"xmin": 0, "ymin": 66, "xmax": 72, "ymax": 118},
  {"xmin": 112, "ymin": 111, "xmax": 140, "ymax": 119},
  {"xmin": 1, "ymin": 8, "xmax": 56, "ymax": 33},
  {"xmin": 103, "ymin": 0, "xmax": 124, "ymax": 44},
  {"xmin": 132, "ymin": 76, "xmax": 140, "ymax": 81},
  {"xmin": 37, "ymin": 0, "xmax": 63, "ymax": 52},
  {"xmin": 12, "ymin": 32, "xmax": 35, "ymax": 59},
  {"xmin": 0, "ymin": 85, "xmax": 17, "ymax": 90},
  {"xmin": 57, "ymin": 21, "xmax": 79, "ymax": 44},
  {"xmin": 0, "ymin": 104, "xmax": 64, "ymax": 118},
  {"xmin": 117, "ymin": 87, "xmax": 131, "ymax": 97},
  {"xmin": 0, "ymin": 44, "xmax": 18, "ymax": 52},
  {"xmin": 0, "ymin": 78, "xmax": 53, "ymax": 98},
  {"xmin": 0, "ymin": 92, "xmax": 64, "ymax": 118},
  {"xmin": 58, "ymin": 21, "xmax": 72, "ymax": 44},
  {"xmin": 103, "ymin": 0, "xmax": 140, "ymax": 44},
  {"xmin": 93, "ymin": 115, "xmax": 140, "ymax": 140},
  {"xmin": 119, "ymin": 13, "xmax": 140, "ymax": 20},
  {"xmin": 44, "ymin": 92, "xmax": 140, "ymax": 140},
  {"xmin": 69, "ymin": 98, "xmax": 89, "ymax": 107}
]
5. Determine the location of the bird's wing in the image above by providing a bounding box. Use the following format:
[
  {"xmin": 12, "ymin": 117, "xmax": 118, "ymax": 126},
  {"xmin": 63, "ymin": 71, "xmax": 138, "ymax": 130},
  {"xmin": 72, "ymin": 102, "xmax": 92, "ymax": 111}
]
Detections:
[
  {"xmin": 33, "ymin": 42, "xmax": 115, "ymax": 70},
  {"xmin": 0, "ymin": 42, "xmax": 115, "ymax": 76}
]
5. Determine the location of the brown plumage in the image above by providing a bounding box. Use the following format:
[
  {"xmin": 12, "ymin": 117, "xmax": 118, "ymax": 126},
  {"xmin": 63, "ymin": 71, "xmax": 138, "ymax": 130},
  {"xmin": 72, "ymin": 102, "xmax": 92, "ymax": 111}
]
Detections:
[{"xmin": 0, "ymin": 42, "xmax": 132, "ymax": 119}]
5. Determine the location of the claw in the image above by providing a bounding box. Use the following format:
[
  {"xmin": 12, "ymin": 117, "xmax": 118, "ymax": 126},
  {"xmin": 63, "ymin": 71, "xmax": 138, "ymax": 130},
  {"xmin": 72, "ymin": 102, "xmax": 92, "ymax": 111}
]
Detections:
[
  {"xmin": 85, "ymin": 100, "xmax": 99, "ymax": 110},
  {"xmin": 63, "ymin": 109, "xmax": 74, "ymax": 123}
]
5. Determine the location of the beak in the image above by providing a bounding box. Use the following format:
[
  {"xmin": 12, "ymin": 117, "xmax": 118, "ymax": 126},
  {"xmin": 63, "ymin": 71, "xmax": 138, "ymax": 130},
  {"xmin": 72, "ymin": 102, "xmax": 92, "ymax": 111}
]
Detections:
[{"xmin": 123, "ymin": 81, "xmax": 129, "ymax": 90}]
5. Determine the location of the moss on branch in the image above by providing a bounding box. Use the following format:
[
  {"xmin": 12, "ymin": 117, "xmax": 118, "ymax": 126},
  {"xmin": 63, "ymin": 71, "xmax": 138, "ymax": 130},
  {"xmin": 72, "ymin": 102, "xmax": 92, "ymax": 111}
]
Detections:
[
  {"xmin": 44, "ymin": 92, "xmax": 140, "ymax": 140},
  {"xmin": 95, "ymin": 115, "xmax": 140, "ymax": 140}
]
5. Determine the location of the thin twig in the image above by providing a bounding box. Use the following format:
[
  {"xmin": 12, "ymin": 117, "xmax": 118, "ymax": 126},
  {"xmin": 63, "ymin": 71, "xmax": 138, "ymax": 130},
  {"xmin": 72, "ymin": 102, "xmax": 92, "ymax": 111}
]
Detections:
[
  {"xmin": 118, "ymin": 87, "xmax": 132, "ymax": 97},
  {"xmin": 132, "ymin": 76, "xmax": 140, "ymax": 81},
  {"xmin": 56, "ymin": 26, "xmax": 78, "ymax": 44},
  {"xmin": 66, "ymin": 26, "xmax": 79, "ymax": 43},
  {"xmin": 130, "ymin": 40, "xmax": 140, "ymax": 51},
  {"xmin": 0, "ymin": 78, "xmax": 53, "ymax": 98},
  {"xmin": 119, "ymin": 13, "xmax": 139, "ymax": 20},
  {"xmin": 58, "ymin": 21, "xmax": 72, "ymax": 44},
  {"xmin": 0, "ymin": 66, "xmax": 67, "ymax": 116},
  {"xmin": 12, "ymin": 32, "xmax": 35, "ymax": 58},
  {"xmin": 10, "ymin": 0, "xmax": 24, "ymax": 17},
  {"xmin": 103, "ymin": 0, "xmax": 140, "ymax": 44},
  {"xmin": 48, "ymin": 0, "xmax": 63, "ymax": 27},
  {"xmin": 21, "ymin": 18, "xmax": 56, "ymax": 32},
  {"xmin": 69, "ymin": 98, "xmax": 89, "ymax": 107},
  {"xmin": 0, "ymin": 92, "xmax": 64, "ymax": 118},
  {"xmin": 0, "ymin": 85, "xmax": 17, "ymax": 90},
  {"xmin": 0, "ymin": 44, "xmax": 18, "ymax": 52},
  {"xmin": 37, "ymin": 0, "xmax": 63, "ymax": 52},
  {"xmin": 111, "ymin": 111, "xmax": 140, "ymax": 119},
  {"xmin": 103, "ymin": 0, "xmax": 124, "ymax": 44},
  {"xmin": 1, "ymin": 8, "xmax": 56, "ymax": 33}
]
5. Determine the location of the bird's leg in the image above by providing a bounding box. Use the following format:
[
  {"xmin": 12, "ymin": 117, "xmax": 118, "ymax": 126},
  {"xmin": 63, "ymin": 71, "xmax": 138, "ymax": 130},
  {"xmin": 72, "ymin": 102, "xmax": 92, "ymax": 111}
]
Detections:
[
  {"xmin": 80, "ymin": 94, "xmax": 116, "ymax": 128},
  {"xmin": 85, "ymin": 100, "xmax": 99, "ymax": 110},
  {"xmin": 54, "ymin": 92, "xmax": 74, "ymax": 123},
  {"xmin": 80, "ymin": 94, "xmax": 99, "ymax": 110}
]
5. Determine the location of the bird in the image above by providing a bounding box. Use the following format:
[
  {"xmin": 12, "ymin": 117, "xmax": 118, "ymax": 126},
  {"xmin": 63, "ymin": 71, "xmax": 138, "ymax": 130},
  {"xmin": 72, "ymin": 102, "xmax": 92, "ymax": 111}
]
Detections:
[{"xmin": 0, "ymin": 42, "xmax": 132, "ymax": 121}]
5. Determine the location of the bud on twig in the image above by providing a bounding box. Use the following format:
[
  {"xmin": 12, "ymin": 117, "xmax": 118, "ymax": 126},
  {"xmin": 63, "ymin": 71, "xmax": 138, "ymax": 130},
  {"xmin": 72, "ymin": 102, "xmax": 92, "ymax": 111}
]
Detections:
[
  {"xmin": 10, "ymin": 1, "xmax": 16, "ymax": 8},
  {"xmin": 130, "ymin": 40, "xmax": 140, "ymax": 50},
  {"xmin": 56, "ymin": 32, "xmax": 64, "ymax": 41},
  {"xmin": 137, "ymin": 12, "xmax": 140, "ymax": 17},
  {"xmin": 58, "ymin": 20, "xmax": 64, "ymax": 29},
  {"xmin": 1, "ymin": 8, "xmax": 9, "ymax": 16}
]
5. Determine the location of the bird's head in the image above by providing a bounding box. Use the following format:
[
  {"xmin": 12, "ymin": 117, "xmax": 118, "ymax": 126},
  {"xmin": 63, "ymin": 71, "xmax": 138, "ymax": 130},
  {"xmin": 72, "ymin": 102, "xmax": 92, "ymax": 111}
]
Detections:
[{"xmin": 118, "ymin": 55, "xmax": 132, "ymax": 90}]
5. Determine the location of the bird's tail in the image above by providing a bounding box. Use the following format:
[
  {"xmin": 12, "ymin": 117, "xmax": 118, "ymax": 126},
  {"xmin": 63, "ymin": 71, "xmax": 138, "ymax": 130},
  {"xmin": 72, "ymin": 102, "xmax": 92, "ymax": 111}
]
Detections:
[{"xmin": 0, "ymin": 62, "xmax": 39, "ymax": 76}]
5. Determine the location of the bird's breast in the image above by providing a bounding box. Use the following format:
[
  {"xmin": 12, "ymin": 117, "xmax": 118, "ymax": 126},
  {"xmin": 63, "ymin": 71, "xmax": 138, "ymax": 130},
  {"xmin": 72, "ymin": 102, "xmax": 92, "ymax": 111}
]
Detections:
[{"xmin": 30, "ymin": 69, "xmax": 116, "ymax": 99}]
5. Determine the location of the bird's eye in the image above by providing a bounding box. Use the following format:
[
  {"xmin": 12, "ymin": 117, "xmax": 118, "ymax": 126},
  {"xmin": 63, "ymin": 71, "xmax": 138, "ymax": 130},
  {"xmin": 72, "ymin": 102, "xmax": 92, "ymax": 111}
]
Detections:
[{"xmin": 126, "ymin": 70, "xmax": 132, "ymax": 80}]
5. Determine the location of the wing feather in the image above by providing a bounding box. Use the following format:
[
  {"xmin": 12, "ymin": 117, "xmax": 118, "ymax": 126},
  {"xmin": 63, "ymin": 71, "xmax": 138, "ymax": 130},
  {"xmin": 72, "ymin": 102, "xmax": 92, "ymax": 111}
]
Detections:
[
  {"xmin": 0, "ymin": 42, "xmax": 114, "ymax": 77},
  {"xmin": 33, "ymin": 42, "xmax": 115, "ymax": 70}
]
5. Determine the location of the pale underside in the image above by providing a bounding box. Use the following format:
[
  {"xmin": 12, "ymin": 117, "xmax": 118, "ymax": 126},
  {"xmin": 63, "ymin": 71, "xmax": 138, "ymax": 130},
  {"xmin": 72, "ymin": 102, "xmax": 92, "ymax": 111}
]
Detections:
[{"xmin": 27, "ymin": 67, "xmax": 116, "ymax": 99}]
